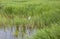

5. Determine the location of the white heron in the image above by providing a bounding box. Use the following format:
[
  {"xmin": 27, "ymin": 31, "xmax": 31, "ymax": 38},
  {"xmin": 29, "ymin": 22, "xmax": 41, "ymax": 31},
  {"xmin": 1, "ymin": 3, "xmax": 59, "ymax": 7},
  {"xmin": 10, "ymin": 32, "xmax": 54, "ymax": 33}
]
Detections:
[{"xmin": 28, "ymin": 16, "xmax": 31, "ymax": 20}]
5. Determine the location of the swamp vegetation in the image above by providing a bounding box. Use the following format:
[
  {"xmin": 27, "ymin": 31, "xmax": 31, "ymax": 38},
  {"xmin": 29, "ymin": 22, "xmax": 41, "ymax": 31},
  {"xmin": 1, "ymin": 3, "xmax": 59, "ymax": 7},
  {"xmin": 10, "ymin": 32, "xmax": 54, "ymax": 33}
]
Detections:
[{"xmin": 0, "ymin": 0, "xmax": 60, "ymax": 39}]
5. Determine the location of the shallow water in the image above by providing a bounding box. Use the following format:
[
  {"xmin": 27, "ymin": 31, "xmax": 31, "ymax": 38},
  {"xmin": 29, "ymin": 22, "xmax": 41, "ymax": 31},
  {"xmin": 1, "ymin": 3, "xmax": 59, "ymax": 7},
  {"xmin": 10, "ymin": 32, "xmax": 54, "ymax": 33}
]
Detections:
[{"xmin": 0, "ymin": 26, "xmax": 36, "ymax": 39}]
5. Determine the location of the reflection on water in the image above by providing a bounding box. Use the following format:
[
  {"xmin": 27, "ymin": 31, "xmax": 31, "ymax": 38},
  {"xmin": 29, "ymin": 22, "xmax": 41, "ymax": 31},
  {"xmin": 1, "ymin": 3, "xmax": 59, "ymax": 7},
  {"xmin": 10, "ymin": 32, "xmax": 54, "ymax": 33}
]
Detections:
[{"xmin": 0, "ymin": 26, "xmax": 36, "ymax": 39}]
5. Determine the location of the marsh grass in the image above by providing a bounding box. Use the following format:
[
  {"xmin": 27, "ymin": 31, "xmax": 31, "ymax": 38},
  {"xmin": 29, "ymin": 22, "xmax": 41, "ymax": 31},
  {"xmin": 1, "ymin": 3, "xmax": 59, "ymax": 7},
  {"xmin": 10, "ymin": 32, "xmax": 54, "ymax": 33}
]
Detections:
[
  {"xmin": 0, "ymin": 0, "xmax": 60, "ymax": 39},
  {"xmin": 0, "ymin": 1, "xmax": 60, "ymax": 27},
  {"xmin": 32, "ymin": 24, "xmax": 60, "ymax": 39}
]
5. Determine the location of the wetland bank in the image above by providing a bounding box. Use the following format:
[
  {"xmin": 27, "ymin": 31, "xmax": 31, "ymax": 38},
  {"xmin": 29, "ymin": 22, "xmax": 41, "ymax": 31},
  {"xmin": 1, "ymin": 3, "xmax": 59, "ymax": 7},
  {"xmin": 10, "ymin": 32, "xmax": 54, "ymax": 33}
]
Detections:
[{"xmin": 0, "ymin": 0, "xmax": 60, "ymax": 39}]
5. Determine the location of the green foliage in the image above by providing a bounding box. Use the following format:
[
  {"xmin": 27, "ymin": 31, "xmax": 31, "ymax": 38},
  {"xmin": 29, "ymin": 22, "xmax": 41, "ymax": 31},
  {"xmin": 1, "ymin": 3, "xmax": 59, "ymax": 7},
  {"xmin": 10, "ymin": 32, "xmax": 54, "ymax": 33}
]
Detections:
[
  {"xmin": 32, "ymin": 24, "xmax": 60, "ymax": 39},
  {"xmin": 0, "ymin": 0, "xmax": 60, "ymax": 39},
  {"xmin": 0, "ymin": 0, "xmax": 60, "ymax": 27},
  {"xmin": 4, "ymin": 6, "xmax": 14, "ymax": 15}
]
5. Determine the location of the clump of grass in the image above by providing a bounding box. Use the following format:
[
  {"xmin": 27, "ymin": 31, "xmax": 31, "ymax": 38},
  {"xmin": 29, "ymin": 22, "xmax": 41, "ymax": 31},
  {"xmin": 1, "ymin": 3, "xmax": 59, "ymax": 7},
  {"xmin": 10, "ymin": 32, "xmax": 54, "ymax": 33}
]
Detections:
[{"xmin": 32, "ymin": 24, "xmax": 60, "ymax": 39}]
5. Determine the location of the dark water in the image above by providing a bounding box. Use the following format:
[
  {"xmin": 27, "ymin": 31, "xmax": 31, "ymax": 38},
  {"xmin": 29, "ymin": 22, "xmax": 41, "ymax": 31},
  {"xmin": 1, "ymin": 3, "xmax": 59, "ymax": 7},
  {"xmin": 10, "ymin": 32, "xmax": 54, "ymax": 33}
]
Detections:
[{"xmin": 0, "ymin": 26, "xmax": 36, "ymax": 39}]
